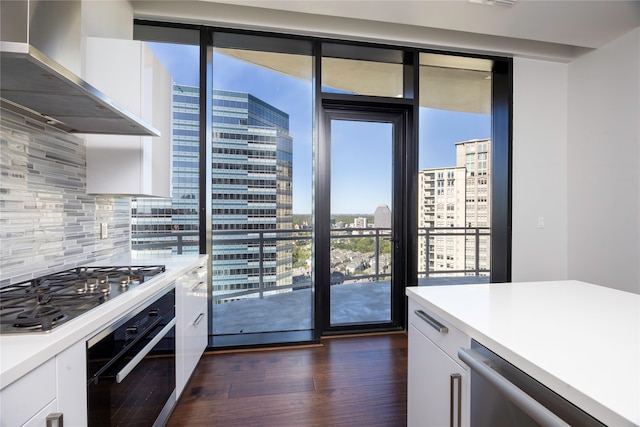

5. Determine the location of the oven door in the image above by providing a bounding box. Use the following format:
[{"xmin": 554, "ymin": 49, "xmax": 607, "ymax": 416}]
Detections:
[{"xmin": 87, "ymin": 287, "xmax": 176, "ymax": 427}]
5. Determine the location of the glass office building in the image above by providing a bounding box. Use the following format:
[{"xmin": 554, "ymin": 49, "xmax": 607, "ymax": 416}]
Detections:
[{"xmin": 132, "ymin": 85, "xmax": 294, "ymax": 299}]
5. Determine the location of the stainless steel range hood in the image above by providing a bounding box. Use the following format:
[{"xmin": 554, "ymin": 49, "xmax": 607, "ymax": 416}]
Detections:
[{"xmin": 0, "ymin": 0, "xmax": 159, "ymax": 136}]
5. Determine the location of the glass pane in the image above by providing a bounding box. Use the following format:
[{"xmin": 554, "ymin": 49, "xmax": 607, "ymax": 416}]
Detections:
[
  {"xmin": 330, "ymin": 120, "xmax": 393, "ymax": 326},
  {"xmin": 211, "ymin": 45, "xmax": 313, "ymax": 338},
  {"xmin": 418, "ymin": 53, "xmax": 492, "ymax": 286},
  {"xmin": 322, "ymin": 57, "xmax": 404, "ymax": 97},
  {"xmin": 131, "ymin": 42, "xmax": 200, "ymax": 256}
]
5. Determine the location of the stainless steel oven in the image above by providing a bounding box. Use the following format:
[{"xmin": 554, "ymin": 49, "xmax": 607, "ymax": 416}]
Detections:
[
  {"xmin": 86, "ymin": 284, "xmax": 176, "ymax": 427},
  {"xmin": 459, "ymin": 340, "xmax": 606, "ymax": 427}
]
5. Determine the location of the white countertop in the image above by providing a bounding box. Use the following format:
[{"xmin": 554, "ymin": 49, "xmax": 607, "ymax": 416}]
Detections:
[
  {"xmin": 0, "ymin": 254, "xmax": 207, "ymax": 389},
  {"xmin": 407, "ymin": 280, "xmax": 640, "ymax": 427}
]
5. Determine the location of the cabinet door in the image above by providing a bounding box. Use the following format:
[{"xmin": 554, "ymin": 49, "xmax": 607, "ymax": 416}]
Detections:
[
  {"xmin": 56, "ymin": 341, "xmax": 87, "ymax": 426},
  {"xmin": 22, "ymin": 401, "xmax": 57, "ymax": 427},
  {"xmin": 84, "ymin": 37, "xmax": 172, "ymax": 197},
  {"xmin": 180, "ymin": 299, "xmax": 208, "ymax": 395},
  {"xmin": 408, "ymin": 324, "xmax": 467, "ymax": 427},
  {"xmin": 176, "ymin": 260, "xmax": 209, "ymax": 397},
  {"xmin": 0, "ymin": 358, "xmax": 56, "ymax": 426}
]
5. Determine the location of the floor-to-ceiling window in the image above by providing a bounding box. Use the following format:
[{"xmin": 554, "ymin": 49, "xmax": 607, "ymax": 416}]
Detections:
[
  {"xmin": 132, "ymin": 23, "xmax": 512, "ymax": 349},
  {"xmin": 130, "ymin": 27, "xmax": 201, "ymax": 257},
  {"xmin": 417, "ymin": 54, "xmax": 494, "ymax": 285},
  {"xmin": 208, "ymin": 34, "xmax": 314, "ymax": 347}
]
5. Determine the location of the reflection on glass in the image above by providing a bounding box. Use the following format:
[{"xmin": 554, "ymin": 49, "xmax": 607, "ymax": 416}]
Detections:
[
  {"xmin": 322, "ymin": 57, "xmax": 404, "ymax": 97},
  {"xmin": 131, "ymin": 42, "xmax": 200, "ymax": 257},
  {"xmin": 329, "ymin": 120, "xmax": 393, "ymax": 326}
]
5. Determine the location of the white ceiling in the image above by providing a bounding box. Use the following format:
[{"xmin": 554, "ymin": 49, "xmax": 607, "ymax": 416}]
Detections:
[
  {"xmin": 132, "ymin": 0, "xmax": 640, "ymax": 61},
  {"xmin": 200, "ymin": 0, "xmax": 640, "ymax": 49}
]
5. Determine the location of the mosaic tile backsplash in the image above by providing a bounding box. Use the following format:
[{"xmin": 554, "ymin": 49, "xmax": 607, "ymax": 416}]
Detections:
[{"xmin": 0, "ymin": 108, "xmax": 131, "ymax": 286}]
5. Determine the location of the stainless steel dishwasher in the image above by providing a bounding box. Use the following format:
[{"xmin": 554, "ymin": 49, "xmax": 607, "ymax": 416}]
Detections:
[{"xmin": 458, "ymin": 340, "xmax": 607, "ymax": 427}]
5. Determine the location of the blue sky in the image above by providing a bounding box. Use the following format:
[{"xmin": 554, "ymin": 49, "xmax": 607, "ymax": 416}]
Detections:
[{"xmin": 149, "ymin": 43, "xmax": 490, "ymax": 215}]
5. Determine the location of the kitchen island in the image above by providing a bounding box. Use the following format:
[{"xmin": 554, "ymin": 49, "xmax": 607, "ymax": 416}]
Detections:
[
  {"xmin": 407, "ymin": 280, "xmax": 639, "ymax": 427},
  {"xmin": 0, "ymin": 253, "xmax": 208, "ymax": 426}
]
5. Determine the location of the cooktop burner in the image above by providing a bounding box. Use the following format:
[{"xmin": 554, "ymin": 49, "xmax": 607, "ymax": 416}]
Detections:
[{"xmin": 0, "ymin": 265, "xmax": 165, "ymax": 334}]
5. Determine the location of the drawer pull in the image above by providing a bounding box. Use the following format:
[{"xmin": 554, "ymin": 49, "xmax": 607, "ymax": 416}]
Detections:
[
  {"xmin": 46, "ymin": 413, "xmax": 63, "ymax": 427},
  {"xmin": 191, "ymin": 281, "xmax": 205, "ymax": 292},
  {"xmin": 415, "ymin": 309, "xmax": 448, "ymax": 333},
  {"xmin": 450, "ymin": 374, "xmax": 462, "ymax": 427},
  {"xmin": 193, "ymin": 313, "xmax": 205, "ymax": 326}
]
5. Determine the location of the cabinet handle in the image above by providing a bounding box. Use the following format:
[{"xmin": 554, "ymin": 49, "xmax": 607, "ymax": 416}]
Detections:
[
  {"xmin": 46, "ymin": 413, "xmax": 63, "ymax": 427},
  {"xmin": 191, "ymin": 281, "xmax": 205, "ymax": 292},
  {"xmin": 414, "ymin": 309, "xmax": 449, "ymax": 333},
  {"xmin": 458, "ymin": 348, "xmax": 570, "ymax": 427},
  {"xmin": 193, "ymin": 312, "xmax": 205, "ymax": 326},
  {"xmin": 450, "ymin": 374, "xmax": 462, "ymax": 427}
]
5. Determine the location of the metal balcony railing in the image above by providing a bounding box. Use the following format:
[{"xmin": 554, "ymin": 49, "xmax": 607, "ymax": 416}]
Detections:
[
  {"xmin": 417, "ymin": 226, "xmax": 491, "ymax": 278},
  {"xmin": 131, "ymin": 226, "xmax": 491, "ymax": 301}
]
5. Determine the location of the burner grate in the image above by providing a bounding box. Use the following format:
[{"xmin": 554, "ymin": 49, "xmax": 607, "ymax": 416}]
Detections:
[{"xmin": 0, "ymin": 265, "xmax": 166, "ymax": 333}]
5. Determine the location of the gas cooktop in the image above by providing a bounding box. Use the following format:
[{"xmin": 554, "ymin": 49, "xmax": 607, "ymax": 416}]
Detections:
[{"xmin": 0, "ymin": 265, "xmax": 165, "ymax": 334}]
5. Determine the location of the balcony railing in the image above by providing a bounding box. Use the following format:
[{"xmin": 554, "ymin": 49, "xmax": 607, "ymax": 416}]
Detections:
[
  {"xmin": 418, "ymin": 226, "xmax": 491, "ymax": 278},
  {"xmin": 131, "ymin": 226, "xmax": 491, "ymax": 301},
  {"xmin": 130, "ymin": 231, "xmax": 199, "ymax": 254}
]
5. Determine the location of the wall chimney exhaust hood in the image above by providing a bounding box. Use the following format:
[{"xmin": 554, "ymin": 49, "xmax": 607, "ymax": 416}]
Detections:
[
  {"xmin": 1, "ymin": 44, "xmax": 160, "ymax": 136},
  {"xmin": 0, "ymin": 0, "xmax": 159, "ymax": 136}
]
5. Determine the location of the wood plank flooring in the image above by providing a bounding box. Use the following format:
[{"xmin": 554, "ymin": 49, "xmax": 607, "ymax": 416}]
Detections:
[{"xmin": 167, "ymin": 332, "xmax": 408, "ymax": 427}]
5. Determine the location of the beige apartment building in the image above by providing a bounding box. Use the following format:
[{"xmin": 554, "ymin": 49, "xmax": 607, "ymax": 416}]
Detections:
[{"xmin": 418, "ymin": 139, "xmax": 491, "ymax": 278}]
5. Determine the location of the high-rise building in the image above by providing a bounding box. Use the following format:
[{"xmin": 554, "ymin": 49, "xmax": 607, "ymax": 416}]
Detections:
[
  {"xmin": 417, "ymin": 139, "xmax": 491, "ymax": 277},
  {"xmin": 374, "ymin": 204, "xmax": 391, "ymax": 229},
  {"xmin": 353, "ymin": 217, "xmax": 368, "ymax": 229},
  {"xmin": 132, "ymin": 85, "xmax": 294, "ymax": 299},
  {"xmin": 211, "ymin": 89, "xmax": 293, "ymax": 300},
  {"xmin": 132, "ymin": 84, "xmax": 200, "ymax": 255}
]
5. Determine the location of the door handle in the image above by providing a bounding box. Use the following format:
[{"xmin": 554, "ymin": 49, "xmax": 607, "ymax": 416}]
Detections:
[
  {"xmin": 116, "ymin": 318, "xmax": 176, "ymax": 383},
  {"xmin": 458, "ymin": 348, "xmax": 570, "ymax": 427}
]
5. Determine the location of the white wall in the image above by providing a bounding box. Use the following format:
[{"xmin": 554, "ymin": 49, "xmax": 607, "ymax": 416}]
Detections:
[
  {"xmin": 567, "ymin": 28, "xmax": 640, "ymax": 293},
  {"xmin": 82, "ymin": 0, "xmax": 133, "ymax": 39},
  {"xmin": 512, "ymin": 58, "xmax": 569, "ymax": 282},
  {"xmin": 512, "ymin": 30, "xmax": 640, "ymax": 293}
]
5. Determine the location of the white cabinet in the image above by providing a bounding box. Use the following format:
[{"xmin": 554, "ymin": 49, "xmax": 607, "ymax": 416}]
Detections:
[
  {"xmin": 176, "ymin": 257, "xmax": 209, "ymax": 397},
  {"xmin": 408, "ymin": 298, "xmax": 470, "ymax": 427},
  {"xmin": 0, "ymin": 358, "xmax": 56, "ymax": 427},
  {"xmin": 84, "ymin": 37, "xmax": 172, "ymax": 197},
  {"xmin": 0, "ymin": 342, "xmax": 84, "ymax": 427},
  {"xmin": 55, "ymin": 341, "xmax": 87, "ymax": 426}
]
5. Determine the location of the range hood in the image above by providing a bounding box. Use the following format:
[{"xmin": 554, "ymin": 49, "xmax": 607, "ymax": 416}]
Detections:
[
  {"xmin": 1, "ymin": 44, "xmax": 160, "ymax": 135},
  {"xmin": 0, "ymin": 0, "xmax": 159, "ymax": 136}
]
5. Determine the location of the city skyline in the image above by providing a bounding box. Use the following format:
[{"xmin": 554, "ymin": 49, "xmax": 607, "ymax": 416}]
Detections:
[{"xmin": 147, "ymin": 42, "xmax": 491, "ymax": 215}]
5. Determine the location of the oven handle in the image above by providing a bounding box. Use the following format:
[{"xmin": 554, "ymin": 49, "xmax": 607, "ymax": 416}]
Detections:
[
  {"xmin": 115, "ymin": 317, "xmax": 176, "ymax": 384},
  {"xmin": 458, "ymin": 348, "xmax": 570, "ymax": 427}
]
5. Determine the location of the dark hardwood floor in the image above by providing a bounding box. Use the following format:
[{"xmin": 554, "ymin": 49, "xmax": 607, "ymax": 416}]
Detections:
[{"xmin": 167, "ymin": 332, "xmax": 408, "ymax": 427}]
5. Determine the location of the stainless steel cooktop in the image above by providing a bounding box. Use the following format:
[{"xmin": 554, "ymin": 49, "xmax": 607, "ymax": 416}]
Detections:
[{"xmin": 0, "ymin": 265, "xmax": 165, "ymax": 334}]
